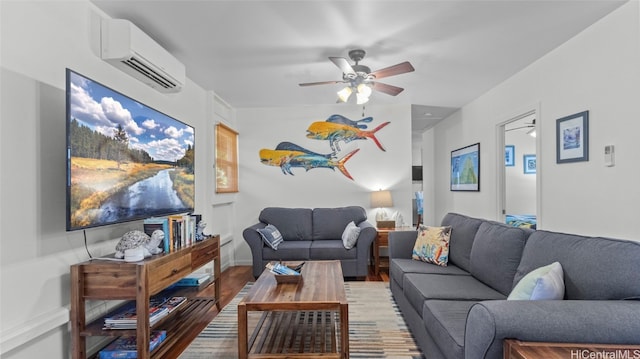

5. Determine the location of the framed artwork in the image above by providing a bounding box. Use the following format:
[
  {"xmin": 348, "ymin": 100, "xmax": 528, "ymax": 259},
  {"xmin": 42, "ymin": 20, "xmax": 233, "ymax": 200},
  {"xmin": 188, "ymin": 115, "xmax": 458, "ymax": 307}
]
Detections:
[
  {"xmin": 451, "ymin": 142, "xmax": 480, "ymax": 191},
  {"xmin": 523, "ymin": 154, "xmax": 536, "ymax": 174},
  {"xmin": 505, "ymin": 145, "xmax": 515, "ymax": 166},
  {"xmin": 556, "ymin": 111, "xmax": 589, "ymax": 163}
]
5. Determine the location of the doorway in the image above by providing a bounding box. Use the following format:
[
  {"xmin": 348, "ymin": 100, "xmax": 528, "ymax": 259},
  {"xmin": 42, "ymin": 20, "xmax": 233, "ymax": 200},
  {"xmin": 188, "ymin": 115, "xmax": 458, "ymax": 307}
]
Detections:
[{"xmin": 497, "ymin": 108, "xmax": 539, "ymax": 228}]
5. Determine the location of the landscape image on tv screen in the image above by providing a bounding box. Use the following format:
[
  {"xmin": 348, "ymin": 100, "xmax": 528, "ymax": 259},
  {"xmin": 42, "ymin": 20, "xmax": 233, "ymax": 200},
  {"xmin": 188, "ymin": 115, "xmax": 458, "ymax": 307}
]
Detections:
[{"xmin": 66, "ymin": 69, "xmax": 195, "ymax": 231}]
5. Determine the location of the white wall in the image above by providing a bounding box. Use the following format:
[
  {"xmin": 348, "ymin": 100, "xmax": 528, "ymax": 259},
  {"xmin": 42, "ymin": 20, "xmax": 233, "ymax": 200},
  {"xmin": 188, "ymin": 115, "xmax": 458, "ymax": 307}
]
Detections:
[
  {"xmin": 233, "ymin": 104, "xmax": 413, "ymax": 264},
  {"xmin": 0, "ymin": 1, "xmax": 222, "ymax": 357},
  {"xmin": 428, "ymin": 0, "xmax": 640, "ymax": 240}
]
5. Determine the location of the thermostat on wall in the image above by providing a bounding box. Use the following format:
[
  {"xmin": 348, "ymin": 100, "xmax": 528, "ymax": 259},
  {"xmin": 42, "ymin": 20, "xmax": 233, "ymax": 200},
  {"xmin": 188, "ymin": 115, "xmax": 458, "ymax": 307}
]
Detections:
[{"xmin": 604, "ymin": 145, "xmax": 615, "ymax": 167}]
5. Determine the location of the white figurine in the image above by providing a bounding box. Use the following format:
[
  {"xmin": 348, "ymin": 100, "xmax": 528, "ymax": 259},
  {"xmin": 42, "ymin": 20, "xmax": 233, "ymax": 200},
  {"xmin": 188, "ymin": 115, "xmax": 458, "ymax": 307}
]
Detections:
[
  {"xmin": 195, "ymin": 221, "xmax": 207, "ymax": 241},
  {"xmin": 114, "ymin": 230, "xmax": 164, "ymax": 261}
]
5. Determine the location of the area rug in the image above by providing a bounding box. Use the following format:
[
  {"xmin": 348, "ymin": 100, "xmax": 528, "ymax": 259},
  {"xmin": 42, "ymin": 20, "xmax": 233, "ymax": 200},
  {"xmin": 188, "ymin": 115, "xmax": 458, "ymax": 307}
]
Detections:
[{"xmin": 179, "ymin": 281, "xmax": 424, "ymax": 358}]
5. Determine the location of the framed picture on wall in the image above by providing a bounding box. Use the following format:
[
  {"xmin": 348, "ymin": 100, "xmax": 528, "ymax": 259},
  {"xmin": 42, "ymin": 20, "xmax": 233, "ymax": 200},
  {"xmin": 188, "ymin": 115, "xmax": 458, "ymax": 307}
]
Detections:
[
  {"xmin": 505, "ymin": 145, "xmax": 515, "ymax": 166},
  {"xmin": 523, "ymin": 154, "xmax": 536, "ymax": 174},
  {"xmin": 451, "ymin": 142, "xmax": 480, "ymax": 191},
  {"xmin": 556, "ymin": 111, "xmax": 589, "ymax": 163}
]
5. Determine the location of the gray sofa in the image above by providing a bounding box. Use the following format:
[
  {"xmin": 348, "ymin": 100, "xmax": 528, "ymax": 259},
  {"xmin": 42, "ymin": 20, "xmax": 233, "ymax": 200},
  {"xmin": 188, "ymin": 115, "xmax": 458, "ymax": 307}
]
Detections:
[
  {"xmin": 389, "ymin": 212, "xmax": 640, "ymax": 359},
  {"xmin": 243, "ymin": 206, "xmax": 377, "ymax": 278}
]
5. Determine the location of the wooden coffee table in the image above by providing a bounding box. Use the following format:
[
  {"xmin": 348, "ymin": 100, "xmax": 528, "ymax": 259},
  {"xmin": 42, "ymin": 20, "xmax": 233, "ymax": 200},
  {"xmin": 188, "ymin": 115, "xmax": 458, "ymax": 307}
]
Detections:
[{"xmin": 237, "ymin": 260, "xmax": 349, "ymax": 359}]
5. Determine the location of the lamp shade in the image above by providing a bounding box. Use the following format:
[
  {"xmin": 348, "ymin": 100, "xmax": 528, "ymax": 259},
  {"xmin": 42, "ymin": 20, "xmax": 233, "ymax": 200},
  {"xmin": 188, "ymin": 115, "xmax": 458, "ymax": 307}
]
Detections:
[
  {"xmin": 370, "ymin": 190, "xmax": 393, "ymax": 208},
  {"xmin": 337, "ymin": 86, "xmax": 352, "ymax": 103}
]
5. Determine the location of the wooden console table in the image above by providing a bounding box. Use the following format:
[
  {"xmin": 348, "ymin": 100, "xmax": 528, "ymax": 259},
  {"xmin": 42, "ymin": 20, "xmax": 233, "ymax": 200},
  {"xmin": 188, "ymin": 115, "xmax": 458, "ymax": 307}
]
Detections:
[
  {"xmin": 70, "ymin": 235, "xmax": 220, "ymax": 359},
  {"xmin": 504, "ymin": 339, "xmax": 640, "ymax": 359}
]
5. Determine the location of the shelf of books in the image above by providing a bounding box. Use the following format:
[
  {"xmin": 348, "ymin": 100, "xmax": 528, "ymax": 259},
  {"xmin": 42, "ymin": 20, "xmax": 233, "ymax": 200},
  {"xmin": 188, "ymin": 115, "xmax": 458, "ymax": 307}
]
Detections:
[{"xmin": 70, "ymin": 234, "xmax": 221, "ymax": 359}]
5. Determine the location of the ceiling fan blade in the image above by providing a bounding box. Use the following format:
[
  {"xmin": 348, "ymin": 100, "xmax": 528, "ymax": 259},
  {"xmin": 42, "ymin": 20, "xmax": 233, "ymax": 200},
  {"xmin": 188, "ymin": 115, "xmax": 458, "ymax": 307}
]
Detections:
[
  {"xmin": 299, "ymin": 80, "xmax": 343, "ymax": 87},
  {"xmin": 329, "ymin": 57, "xmax": 355, "ymax": 75},
  {"xmin": 372, "ymin": 82, "xmax": 404, "ymax": 96},
  {"xmin": 370, "ymin": 61, "xmax": 415, "ymax": 79}
]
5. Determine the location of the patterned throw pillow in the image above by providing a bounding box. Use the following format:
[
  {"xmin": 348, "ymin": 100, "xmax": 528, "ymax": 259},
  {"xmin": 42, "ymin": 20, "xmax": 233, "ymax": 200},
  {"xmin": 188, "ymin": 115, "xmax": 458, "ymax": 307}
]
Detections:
[
  {"xmin": 412, "ymin": 226, "xmax": 452, "ymax": 266},
  {"xmin": 257, "ymin": 224, "xmax": 284, "ymax": 250},
  {"xmin": 341, "ymin": 221, "xmax": 361, "ymax": 249}
]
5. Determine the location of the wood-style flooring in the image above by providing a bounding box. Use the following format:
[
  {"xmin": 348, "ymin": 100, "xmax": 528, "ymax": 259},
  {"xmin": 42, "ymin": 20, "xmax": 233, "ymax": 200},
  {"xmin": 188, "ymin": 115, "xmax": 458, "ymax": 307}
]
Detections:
[{"xmin": 164, "ymin": 265, "xmax": 389, "ymax": 358}]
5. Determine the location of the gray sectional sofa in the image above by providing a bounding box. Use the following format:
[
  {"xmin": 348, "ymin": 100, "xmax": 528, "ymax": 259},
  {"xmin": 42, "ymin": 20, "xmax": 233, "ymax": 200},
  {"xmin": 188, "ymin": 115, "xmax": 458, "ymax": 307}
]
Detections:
[
  {"xmin": 389, "ymin": 212, "xmax": 640, "ymax": 359},
  {"xmin": 243, "ymin": 206, "xmax": 376, "ymax": 278}
]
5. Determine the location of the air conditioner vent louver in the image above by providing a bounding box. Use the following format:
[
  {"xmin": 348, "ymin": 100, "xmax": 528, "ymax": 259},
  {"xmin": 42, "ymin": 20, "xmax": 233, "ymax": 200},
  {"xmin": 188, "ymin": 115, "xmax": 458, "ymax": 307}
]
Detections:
[
  {"xmin": 121, "ymin": 58, "xmax": 177, "ymax": 89},
  {"xmin": 101, "ymin": 19, "xmax": 185, "ymax": 93}
]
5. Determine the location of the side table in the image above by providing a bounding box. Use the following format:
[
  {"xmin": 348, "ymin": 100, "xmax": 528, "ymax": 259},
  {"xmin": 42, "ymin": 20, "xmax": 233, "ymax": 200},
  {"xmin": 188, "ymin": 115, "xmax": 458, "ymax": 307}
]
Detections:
[{"xmin": 372, "ymin": 226, "xmax": 414, "ymax": 275}]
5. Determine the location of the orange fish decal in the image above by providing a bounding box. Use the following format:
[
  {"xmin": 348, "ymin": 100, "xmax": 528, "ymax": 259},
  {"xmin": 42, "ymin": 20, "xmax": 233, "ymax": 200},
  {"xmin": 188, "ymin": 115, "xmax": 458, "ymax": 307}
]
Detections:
[{"xmin": 306, "ymin": 121, "xmax": 390, "ymax": 152}]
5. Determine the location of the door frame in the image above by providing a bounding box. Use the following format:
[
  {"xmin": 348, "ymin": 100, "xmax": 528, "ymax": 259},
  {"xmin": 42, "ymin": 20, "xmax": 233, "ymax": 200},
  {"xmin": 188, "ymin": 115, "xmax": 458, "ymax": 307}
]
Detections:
[{"xmin": 495, "ymin": 103, "xmax": 541, "ymax": 226}]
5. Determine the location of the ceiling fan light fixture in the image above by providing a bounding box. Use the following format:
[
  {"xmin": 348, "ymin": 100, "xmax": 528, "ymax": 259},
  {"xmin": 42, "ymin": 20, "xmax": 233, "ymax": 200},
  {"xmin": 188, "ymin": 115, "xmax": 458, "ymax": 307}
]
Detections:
[
  {"xmin": 356, "ymin": 83, "xmax": 372, "ymax": 104},
  {"xmin": 357, "ymin": 83, "xmax": 372, "ymax": 97},
  {"xmin": 337, "ymin": 86, "xmax": 353, "ymax": 102},
  {"xmin": 356, "ymin": 92, "xmax": 370, "ymax": 105}
]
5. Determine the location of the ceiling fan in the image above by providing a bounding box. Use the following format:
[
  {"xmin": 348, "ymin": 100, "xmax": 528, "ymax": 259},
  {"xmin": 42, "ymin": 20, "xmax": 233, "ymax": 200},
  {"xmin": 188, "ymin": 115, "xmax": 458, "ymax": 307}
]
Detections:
[
  {"xmin": 299, "ymin": 49, "xmax": 415, "ymax": 104},
  {"xmin": 506, "ymin": 119, "xmax": 536, "ymax": 137}
]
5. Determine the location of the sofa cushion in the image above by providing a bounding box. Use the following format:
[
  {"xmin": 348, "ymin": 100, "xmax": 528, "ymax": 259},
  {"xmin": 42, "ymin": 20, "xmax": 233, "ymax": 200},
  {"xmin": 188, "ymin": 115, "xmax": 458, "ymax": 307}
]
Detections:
[
  {"xmin": 312, "ymin": 206, "xmax": 366, "ymax": 240},
  {"xmin": 508, "ymin": 262, "xmax": 565, "ymax": 300},
  {"xmin": 341, "ymin": 221, "xmax": 361, "ymax": 249},
  {"xmin": 310, "ymin": 240, "xmax": 357, "ymax": 260},
  {"xmin": 262, "ymin": 240, "xmax": 311, "ymax": 260},
  {"xmin": 423, "ymin": 300, "xmax": 477, "ymax": 359},
  {"xmin": 257, "ymin": 224, "xmax": 284, "ymax": 250},
  {"xmin": 412, "ymin": 225, "xmax": 452, "ymax": 266},
  {"xmin": 440, "ymin": 213, "xmax": 483, "ymax": 272},
  {"xmin": 469, "ymin": 221, "xmax": 530, "ymax": 295},
  {"xmin": 390, "ymin": 258, "xmax": 470, "ymax": 290},
  {"xmin": 259, "ymin": 207, "xmax": 313, "ymax": 241},
  {"xmin": 515, "ymin": 230, "xmax": 640, "ymax": 300},
  {"xmin": 403, "ymin": 273, "xmax": 505, "ymax": 316}
]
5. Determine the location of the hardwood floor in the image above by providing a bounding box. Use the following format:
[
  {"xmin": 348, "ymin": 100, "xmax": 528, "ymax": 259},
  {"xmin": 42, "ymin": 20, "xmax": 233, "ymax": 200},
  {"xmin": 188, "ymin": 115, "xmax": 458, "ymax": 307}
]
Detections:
[{"xmin": 170, "ymin": 265, "xmax": 388, "ymax": 358}]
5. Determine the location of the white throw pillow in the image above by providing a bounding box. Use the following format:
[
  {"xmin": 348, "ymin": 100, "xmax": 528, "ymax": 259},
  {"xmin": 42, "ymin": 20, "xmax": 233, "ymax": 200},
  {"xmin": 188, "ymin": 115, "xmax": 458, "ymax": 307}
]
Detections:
[
  {"xmin": 508, "ymin": 262, "xmax": 565, "ymax": 300},
  {"xmin": 341, "ymin": 221, "xmax": 361, "ymax": 249}
]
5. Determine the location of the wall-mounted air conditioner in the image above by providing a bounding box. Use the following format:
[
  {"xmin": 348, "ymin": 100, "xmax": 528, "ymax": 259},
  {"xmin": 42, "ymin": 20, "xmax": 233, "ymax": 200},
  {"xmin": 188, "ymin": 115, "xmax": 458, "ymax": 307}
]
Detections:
[{"xmin": 101, "ymin": 19, "xmax": 185, "ymax": 93}]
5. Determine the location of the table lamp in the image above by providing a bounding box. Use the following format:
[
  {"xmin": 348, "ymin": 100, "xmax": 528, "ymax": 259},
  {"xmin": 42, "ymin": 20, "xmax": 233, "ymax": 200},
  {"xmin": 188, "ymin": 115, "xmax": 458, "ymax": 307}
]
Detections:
[{"xmin": 371, "ymin": 190, "xmax": 394, "ymax": 228}]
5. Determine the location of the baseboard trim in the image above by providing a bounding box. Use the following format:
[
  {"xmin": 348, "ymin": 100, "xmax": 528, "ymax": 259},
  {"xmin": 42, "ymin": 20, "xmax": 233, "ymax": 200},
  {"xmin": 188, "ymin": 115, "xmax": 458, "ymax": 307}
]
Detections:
[{"xmin": 0, "ymin": 307, "xmax": 69, "ymax": 354}]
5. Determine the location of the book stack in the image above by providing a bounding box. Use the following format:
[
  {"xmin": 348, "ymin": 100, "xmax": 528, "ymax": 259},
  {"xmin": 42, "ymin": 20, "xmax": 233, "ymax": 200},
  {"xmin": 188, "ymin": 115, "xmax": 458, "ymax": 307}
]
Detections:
[
  {"xmin": 143, "ymin": 213, "xmax": 203, "ymax": 254},
  {"xmin": 103, "ymin": 296, "xmax": 187, "ymax": 330},
  {"xmin": 98, "ymin": 330, "xmax": 167, "ymax": 359},
  {"xmin": 173, "ymin": 272, "xmax": 211, "ymax": 287}
]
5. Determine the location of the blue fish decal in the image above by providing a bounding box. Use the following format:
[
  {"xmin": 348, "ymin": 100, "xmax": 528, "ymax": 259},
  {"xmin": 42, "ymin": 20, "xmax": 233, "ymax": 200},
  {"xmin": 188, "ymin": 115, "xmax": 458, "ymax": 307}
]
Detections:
[{"xmin": 259, "ymin": 142, "xmax": 360, "ymax": 180}]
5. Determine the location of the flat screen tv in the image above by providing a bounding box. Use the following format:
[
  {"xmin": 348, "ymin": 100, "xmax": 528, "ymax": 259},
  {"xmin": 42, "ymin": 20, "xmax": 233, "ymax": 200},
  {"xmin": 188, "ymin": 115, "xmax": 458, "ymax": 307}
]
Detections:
[{"xmin": 66, "ymin": 69, "xmax": 195, "ymax": 231}]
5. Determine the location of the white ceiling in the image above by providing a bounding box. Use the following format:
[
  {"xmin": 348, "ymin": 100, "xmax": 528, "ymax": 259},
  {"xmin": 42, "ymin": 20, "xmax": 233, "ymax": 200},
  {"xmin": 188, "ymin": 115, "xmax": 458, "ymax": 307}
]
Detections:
[{"xmin": 90, "ymin": 0, "xmax": 626, "ymax": 132}]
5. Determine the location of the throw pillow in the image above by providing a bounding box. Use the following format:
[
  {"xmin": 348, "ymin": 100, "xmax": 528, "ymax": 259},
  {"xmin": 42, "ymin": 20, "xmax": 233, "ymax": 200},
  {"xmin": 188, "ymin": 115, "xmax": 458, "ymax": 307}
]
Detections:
[
  {"xmin": 257, "ymin": 224, "xmax": 284, "ymax": 250},
  {"xmin": 412, "ymin": 225, "xmax": 452, "ymax": 266},
  {"xmin": 341, "ymin": 221, "xmax": 361, "ymax": 249},
  {"xmin": 508, "ymin": 262, "xmax": 565, "ymax": 300}
]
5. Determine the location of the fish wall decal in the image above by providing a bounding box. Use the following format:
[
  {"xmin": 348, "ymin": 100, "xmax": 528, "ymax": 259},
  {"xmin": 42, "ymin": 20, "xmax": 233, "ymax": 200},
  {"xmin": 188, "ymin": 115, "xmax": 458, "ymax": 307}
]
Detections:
[
  {"xmin": 305, "ymin": 121, "xmax": 390, "ymax": 152},
  {"xmin": 259, "ymin": 141, "xmax": 360, "ymax": 180},
  {"xmin": 325, "ymin": 114, "xmax": 373, "ymax": 129}
]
